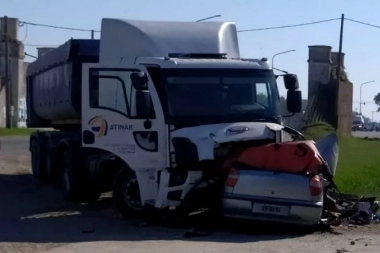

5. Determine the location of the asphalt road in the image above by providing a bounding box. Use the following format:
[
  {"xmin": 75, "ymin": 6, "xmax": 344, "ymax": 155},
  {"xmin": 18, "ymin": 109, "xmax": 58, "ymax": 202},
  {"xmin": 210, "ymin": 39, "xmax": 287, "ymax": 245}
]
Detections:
[
  {"xmin": 0, "ymin": 136, "xmax": 379, "ymax": 253},
  {"xmin": 352, "ymin": 131, "xmax": 380, "ymax": 138}
]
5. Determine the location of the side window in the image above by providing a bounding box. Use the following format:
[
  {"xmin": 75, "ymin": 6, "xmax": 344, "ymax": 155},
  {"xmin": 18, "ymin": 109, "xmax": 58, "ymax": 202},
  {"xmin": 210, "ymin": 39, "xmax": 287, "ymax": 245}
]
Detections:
[
  {"xmin": 89, "ymin": 69, "xmax": 132, "ymax": 116},
  {"xmin": 89, "ymin": 69, "xmax": 155, "ymax": 119},
  {"xmin": 255, "ymin": 83, "xmax": 270, "ymax": 107}
]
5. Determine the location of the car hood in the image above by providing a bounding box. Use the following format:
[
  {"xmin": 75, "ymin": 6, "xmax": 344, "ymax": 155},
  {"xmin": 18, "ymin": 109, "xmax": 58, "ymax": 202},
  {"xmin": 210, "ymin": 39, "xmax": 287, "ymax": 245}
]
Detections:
[{"xmin": 170, "ymin": 122, "xmax": 283, "ymax": 160}]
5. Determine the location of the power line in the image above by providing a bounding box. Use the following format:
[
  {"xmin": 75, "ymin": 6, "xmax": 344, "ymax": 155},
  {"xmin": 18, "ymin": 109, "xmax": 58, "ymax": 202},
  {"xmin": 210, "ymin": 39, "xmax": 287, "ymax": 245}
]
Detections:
[
  {"xmin": 237, "ymin": 18, "xmax": 341, "ymax": 32},
  {"xmin": 17, "ymin": 17, "xmax": 380, "ymax": 35},
  {"xmin": 18, "ymin": 21, "xmax": 100, "ymax": 32},
  {"xmin": 345, "ymin": 18, "xmax": 380, "ymax": 29},
  {"xmin": 19, "ymin": 22, "xmax": 28, "ymax": 42},
  {"xmin": 19, "ymin": 16, "xmax": 380, "ymax": 48},
  {"xmin": 19, "ymin": 17, "xmax": 341, "ymax": 35},
  {"xmin": 353, "ymin": 101, "xmax": 376, "ymax": 104}
]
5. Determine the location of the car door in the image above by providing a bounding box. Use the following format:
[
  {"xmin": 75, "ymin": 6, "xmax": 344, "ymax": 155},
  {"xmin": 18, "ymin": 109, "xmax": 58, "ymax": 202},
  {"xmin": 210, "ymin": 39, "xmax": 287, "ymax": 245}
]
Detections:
[{"xmin": 81, "ymin": 63, "xmax": 167, "ymax": 171}]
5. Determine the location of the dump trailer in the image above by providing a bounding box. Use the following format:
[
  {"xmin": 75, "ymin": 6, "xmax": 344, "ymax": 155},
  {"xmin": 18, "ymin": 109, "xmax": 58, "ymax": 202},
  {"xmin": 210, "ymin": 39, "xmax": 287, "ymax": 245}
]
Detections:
[{"xmin": 27, "ymin": 18, "xmax": 303, "ymax": 216}]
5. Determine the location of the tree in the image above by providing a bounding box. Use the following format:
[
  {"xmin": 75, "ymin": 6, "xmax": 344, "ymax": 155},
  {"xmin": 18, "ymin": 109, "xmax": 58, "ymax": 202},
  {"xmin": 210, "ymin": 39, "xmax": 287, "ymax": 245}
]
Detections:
[{"xmin": 374, "ymin": 93, "xmax": 380, "ymax": 112}]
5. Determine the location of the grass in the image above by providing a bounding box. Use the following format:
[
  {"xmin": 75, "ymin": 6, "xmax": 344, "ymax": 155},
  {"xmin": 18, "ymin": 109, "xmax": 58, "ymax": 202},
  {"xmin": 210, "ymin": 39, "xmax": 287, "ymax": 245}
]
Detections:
[
  {"xmin": 335, "ymin": 137, "xmax": 380, "ymax": 198},
  {"xmin": 0, "ymin": 128, "xmax": 37, "ymax": 137},
  {"xmin": 302, "ymin": 122, "xmax": 380, "ymax": 197},
  {"xmin": 301, "ymin": 122, "xmax": 335, "ymax": 141}
]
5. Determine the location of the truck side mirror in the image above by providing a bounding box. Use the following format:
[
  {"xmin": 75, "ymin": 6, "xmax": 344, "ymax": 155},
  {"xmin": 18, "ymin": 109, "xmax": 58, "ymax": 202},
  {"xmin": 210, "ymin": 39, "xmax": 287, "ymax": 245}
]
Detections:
[
  {"xmin": 286, "ymin": 90, "xmax": 302, "ymax": 113},
  {"xmin": 136, "ymin": 90, "xmax": 154, "ymax": 119},
  {"xmin": 283, "ymin": 74, "xmax": 299, "ymax": 90},
  {"xmin": 130, "ymin": 72, "xmax": 148, "ymax": 90}
]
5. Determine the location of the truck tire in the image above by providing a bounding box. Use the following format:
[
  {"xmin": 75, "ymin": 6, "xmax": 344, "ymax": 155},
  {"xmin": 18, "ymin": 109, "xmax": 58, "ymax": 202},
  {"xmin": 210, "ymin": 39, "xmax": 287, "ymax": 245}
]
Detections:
[
  {"xmin": 113, "ymin": 166, "xmax": 151, "ymax": 217},
  {"xmin": 30, "ymin": 138, "xmax": 47, "ymax": 182},
  {"xmin": 59, "ymin": 150, "xmax": 101, "ymax": 202}
]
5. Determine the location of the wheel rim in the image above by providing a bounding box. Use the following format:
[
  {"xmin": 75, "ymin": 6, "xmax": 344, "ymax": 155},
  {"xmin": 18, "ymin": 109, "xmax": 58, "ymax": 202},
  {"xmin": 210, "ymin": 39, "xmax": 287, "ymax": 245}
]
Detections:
[{"xmin": 122, "ymin": 174, "xmax": 145, "ymax": 210}]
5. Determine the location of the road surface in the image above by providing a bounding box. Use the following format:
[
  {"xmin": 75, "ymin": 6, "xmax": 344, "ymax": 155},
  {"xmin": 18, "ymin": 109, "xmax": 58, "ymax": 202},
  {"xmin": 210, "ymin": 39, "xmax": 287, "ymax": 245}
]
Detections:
[
  {"xmin": 0, "ymin": 136, "xmax": 379, "ymax": 253},
  {"xmin": 352, "ymin": 131, "xmax": 380, "ymax": 138}
]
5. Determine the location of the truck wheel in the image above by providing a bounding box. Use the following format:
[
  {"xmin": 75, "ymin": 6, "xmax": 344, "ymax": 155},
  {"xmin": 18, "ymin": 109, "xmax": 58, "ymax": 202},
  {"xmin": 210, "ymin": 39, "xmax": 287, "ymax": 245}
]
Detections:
[
  {"xmin": 113, "ymin": 167, "xmax": 150, "ymax": 217},
  {"xmin": 30, "ymin": 138, "xmax": 47, "ymax": 182},
  {"xmin": 59, "ymin": 150, "xmax": 101, "ymax": 202}
]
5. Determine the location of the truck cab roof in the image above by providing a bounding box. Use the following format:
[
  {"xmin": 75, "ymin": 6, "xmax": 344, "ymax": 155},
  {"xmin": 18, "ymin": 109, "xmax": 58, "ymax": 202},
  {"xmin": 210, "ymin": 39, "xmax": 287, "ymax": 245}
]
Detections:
[
  {"xmin": 99, "ymin": 18, "xmax": 241, "ymax": 65},
  {"xmin": 134, "ymin": 57, "xmax": 272, "ymax": 69}
]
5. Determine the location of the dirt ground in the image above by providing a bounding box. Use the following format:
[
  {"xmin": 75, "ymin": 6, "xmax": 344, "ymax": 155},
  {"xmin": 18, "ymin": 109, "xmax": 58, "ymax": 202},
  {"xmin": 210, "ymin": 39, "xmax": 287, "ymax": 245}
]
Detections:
[{"xmin": 0, "ymin": 136, "xmax": 380, "ymax": 253}]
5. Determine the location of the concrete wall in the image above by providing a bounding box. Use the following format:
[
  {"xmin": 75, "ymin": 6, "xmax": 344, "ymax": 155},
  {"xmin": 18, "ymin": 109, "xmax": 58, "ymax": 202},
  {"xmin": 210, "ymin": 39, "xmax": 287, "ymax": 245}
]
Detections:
[
  {"xmin": 333, "ymin": 65, "xmax": 353, "ymax": 135},
  {"xmin": 0, "ymin": 17, "xmax": 27, "ymax": 127},
  {"xmin": 307, "ymin": 45, "xmax": 333, "ymax": 100},
  {"xmin": 307, "ymin": 46, "xmax": 353, "ymax": 135},
  {"xmin": 331, "ymin": 52, "xmax": 345, "ymax": 69}
]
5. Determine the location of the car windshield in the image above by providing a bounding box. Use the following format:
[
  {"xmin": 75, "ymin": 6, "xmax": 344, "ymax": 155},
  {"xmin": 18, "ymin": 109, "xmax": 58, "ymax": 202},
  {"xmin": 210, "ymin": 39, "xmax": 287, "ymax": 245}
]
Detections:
[{"xmin": 162, "ymin": 68, "xmax": 281, "ymax": 125}]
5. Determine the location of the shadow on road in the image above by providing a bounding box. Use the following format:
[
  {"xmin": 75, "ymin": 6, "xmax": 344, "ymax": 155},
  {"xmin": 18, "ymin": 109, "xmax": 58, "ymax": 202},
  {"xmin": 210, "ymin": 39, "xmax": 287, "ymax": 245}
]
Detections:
[{"xmin": 0, "ymin": 172, "xmax": 309, "ymax": 244}]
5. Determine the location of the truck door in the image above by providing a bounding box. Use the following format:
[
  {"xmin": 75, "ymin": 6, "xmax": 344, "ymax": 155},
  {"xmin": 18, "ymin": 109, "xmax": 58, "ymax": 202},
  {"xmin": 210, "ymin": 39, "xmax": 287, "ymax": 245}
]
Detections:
[{"xmin": 81, "ymin": 63, "xmax": 167, "ymax": 172}]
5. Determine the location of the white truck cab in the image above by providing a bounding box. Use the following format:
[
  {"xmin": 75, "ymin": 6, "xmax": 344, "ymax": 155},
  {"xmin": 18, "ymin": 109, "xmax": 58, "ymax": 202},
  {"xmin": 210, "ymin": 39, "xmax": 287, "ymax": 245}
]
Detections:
[{"xmin": 27, "ymin": 18, "xmax": 302, "ymax": 215}]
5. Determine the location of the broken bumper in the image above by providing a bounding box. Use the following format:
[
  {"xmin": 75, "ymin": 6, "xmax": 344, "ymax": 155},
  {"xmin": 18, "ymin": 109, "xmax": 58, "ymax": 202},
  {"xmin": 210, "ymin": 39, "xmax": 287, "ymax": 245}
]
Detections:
[{"xmin": 222, "ymin": 193, "xmax": 323, "ymax": 226}]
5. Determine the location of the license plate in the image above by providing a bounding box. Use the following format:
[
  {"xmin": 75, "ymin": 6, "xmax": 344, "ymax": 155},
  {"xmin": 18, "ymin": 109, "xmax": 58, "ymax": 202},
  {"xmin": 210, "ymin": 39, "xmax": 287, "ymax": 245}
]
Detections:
[{"xmin": 252, "ymin": 203, "xmax": 289, "ymax": 216}]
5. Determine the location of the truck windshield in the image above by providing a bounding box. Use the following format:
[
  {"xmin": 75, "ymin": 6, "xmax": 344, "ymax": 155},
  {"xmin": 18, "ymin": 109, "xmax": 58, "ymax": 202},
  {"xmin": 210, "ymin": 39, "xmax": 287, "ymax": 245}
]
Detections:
[{"xmin": 162, "ymin": 68, "xmax": 281, "ymax": 126}]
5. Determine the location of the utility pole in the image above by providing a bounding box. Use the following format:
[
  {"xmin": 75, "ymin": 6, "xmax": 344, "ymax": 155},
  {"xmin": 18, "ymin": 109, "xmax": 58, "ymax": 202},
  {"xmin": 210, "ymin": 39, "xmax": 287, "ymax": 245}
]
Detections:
[
  {"xmin": 91, "ymin": 30, "xmax": 94, "ymax": 39},
  {"xmin": 3, "ymin": 16, "xmax": 12, "ymax": 128},
  {"xmin": 335, "ymin": 13, "xmax": 344, "ymax": 132},
  {"xmin": 371, "ymin": 111, "xmax": 375, "ymax": 121}
]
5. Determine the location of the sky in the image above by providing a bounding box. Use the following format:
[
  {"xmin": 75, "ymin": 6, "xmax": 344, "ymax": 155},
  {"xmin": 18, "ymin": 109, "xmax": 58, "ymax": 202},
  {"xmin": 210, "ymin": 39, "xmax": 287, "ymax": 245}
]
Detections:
[{"xmin": 2, "ymin": 0, "xmax": 380, "ymax": 120}]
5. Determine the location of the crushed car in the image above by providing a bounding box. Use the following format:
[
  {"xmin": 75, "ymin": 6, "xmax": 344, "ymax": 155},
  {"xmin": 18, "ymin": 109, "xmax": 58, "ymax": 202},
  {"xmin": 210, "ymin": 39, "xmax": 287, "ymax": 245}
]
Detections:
[
  {"xmin": 218, "ymin": 127, "xmax": 335, "ymax": 226},
  {"xmin": 181, "ymin": 125, "xmax": 377, "ymax": 228}
]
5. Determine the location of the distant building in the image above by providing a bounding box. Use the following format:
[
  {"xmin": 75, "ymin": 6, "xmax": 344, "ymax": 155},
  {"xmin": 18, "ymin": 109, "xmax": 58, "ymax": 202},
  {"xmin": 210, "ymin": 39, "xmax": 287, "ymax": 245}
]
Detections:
[{"xmin": 0, "ymin": 17, "xmax": 28, "ymax": 127}]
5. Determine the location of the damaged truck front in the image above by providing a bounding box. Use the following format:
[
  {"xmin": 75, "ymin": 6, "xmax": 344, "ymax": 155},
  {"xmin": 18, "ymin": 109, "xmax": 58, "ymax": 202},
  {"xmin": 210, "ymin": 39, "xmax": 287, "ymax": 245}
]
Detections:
[{"xmin": 27, "ymin": 18, "xmax": 304, "ymax": 219}]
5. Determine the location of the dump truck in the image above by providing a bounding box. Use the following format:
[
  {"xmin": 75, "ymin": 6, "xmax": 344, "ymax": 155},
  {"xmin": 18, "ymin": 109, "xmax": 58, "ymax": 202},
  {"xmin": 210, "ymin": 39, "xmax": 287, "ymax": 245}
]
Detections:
[{"xmin": 26, "ymin": 18, "xmax": 302, "ymax": 216}]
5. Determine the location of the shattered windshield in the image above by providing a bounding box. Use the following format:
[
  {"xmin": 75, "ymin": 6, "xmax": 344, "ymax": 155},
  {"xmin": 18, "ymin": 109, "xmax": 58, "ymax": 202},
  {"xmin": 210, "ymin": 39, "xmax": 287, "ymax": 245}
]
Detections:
[{"xmin": 163, "ymin": 68, "xmax": 281, "ymax": 125}]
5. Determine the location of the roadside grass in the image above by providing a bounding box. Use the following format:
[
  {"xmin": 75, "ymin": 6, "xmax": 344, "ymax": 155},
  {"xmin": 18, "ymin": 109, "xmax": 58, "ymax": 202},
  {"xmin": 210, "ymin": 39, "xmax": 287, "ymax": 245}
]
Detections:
[
  {"xmin": 335, "ymin": 137, "xmax": 380, "ymax": 198},
  {"xmin": 0, "ymin": 128, "xmax": 36, "ymax": 137},
  {"xmin": 301, "ymin": 122, "xmax": 335, "ymax": 141},
  {"xmin": 302, "ymin": 122, "xmax": 380, "ymax": 197}
]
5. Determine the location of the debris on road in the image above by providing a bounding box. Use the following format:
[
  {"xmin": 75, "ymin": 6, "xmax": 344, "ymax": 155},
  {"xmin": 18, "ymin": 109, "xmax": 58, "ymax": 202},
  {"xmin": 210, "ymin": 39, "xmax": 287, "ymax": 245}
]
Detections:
[{"xmin": 321, "ymin": 190, "xmax": 379, "ymax": 227}]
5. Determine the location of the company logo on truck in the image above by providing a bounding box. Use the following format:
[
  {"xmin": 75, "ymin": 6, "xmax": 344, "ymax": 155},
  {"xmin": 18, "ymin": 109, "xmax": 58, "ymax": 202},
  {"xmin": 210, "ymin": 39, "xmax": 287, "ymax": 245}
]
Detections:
[{"xmin": 89, "ymin": 116, "xmax": 108, "ymax": 137}]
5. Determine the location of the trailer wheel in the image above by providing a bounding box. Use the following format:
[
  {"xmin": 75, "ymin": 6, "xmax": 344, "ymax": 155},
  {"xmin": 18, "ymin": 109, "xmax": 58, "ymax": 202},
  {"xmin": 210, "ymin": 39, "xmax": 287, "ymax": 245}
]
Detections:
[
  {"xmin": 59, "ymin": 150, "xmax": 101, "ymax": 202},
  {"xmin": 113, "ymin": 166, "xmax": 150, "ymax": 217},
  {"xmin": 30, "ymin": 138, "xmax": 47, "ymax": 182}
]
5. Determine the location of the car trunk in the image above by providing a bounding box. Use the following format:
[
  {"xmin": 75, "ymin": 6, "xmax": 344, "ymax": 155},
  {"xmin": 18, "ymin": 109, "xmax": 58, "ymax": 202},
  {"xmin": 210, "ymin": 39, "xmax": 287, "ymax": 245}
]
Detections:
[
  {"xmin": 231, "ymin": 167, "xmax": 315, "ymax": 201},
  {"xmin": 222, "ymin": 139, "xmax": 327, "ymax": 203}
]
